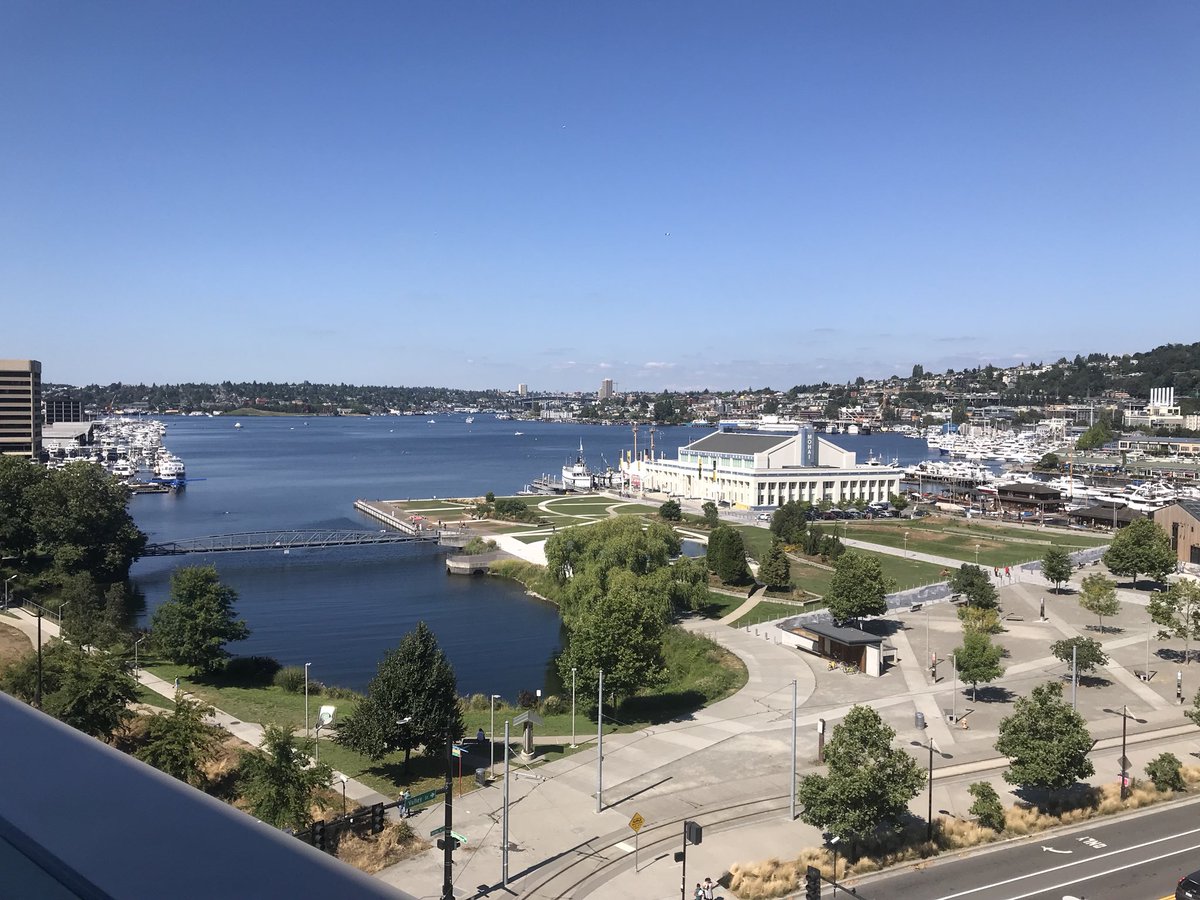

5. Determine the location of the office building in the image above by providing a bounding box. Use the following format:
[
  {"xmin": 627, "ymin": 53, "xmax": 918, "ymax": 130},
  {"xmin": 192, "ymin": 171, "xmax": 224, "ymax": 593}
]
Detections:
[
  {"xmin": 599, "ymin": 378, "xmax": 614, "ymax": 400},
  {"xmin": 0, "ymin": 359, "xmax": 41, "ymax": 457}
]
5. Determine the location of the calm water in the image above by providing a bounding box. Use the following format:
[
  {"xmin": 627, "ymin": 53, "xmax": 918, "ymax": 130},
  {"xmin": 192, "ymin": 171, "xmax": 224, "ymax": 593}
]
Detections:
[{"xmin": 129, "ymin": 417, "xmax": 937, "ymax": 697}]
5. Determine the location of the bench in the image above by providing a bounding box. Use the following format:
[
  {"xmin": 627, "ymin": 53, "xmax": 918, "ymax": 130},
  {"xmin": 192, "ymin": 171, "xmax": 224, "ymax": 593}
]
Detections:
[{"xmin": 909, "ymin": 602, "xmax": 923, "ymax": 613}]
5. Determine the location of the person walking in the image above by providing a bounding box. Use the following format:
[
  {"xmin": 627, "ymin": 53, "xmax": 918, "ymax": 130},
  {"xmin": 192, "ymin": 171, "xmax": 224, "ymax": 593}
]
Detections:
[
  {"xmin": 703, "ymin": 876, "xmax": 715, "ymax": 899},
  {"xmin": 398, "ymin": 789, "xmax": 410, "ymax": 818},
  {"xmin": 693, "ymin": 884, "xmax": 704, "ymax": 900}
]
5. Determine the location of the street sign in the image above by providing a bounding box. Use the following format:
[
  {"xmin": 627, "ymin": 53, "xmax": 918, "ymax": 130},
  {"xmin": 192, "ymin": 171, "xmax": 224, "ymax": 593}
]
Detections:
[
  {"xmin": 628, "ymin": 813, "xmax": 644, "ymax": 833},
  {"xmin": 452, "ymin": 744, "xmax": 464, "ymax": 758},
  {"xmin": 450, "ymin": 830, "xmax": 468, "ymax": 845},
  {"xmin": 409, "ymin": 789, "xmax": 440, "ymax": 807},
  {"xmin": 430, "ymin": 825, "xmax": 448, "ymax": 837}
]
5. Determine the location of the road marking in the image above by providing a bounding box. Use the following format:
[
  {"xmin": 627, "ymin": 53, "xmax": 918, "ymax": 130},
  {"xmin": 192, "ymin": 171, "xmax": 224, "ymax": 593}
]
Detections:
[
  {"xmin": 1076, "ymin": 836, "xmax": 1107, "ymax": 849},
  {"xmin": 1040, "ymin": 846, "xmax": 1072, "ymax": 854},
  {"xmin": 1001, "ymin": 841, "xmax": 1200, "ymax": 900},
  {"xmin": 615, "ymin": 841, "xmax": 635, "ymax": 853},
  {"xmin": 934, "ymin": 825, "xmax": 1200, "ymax": 899}
]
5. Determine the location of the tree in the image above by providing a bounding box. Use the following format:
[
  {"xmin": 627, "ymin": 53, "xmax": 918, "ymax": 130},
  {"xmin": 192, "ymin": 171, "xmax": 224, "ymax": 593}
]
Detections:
[
  {"xmin": 1036, "ymin": 453, "xmax": 1061, "ymax": 470},
  {"xmin": 706, "ymin": 525, "xmax": 751, "ymax": 585},
  {"xmin": 659, "ymin": 499, "xmax": 682, "ymax": 521},
  {"xmin": 701, "ymin": 501, "xmax": 719, "ymax": 528},
  {"xmin": 557, "ymin": 569, "xmax": 667, "ymax": 703},
  {"xmin": 949, "ymin": 564, "xmax": 998, "ymax": 609},
  {"xmin": 887, "ymin": 493, "xmax": 909, "ymax": 514},
  {"xmin": 0, "ymin": 640, "xmax": 137, "ymax": 740},
  {"xmin": 1148, "ymin": 579, "xmax": 1200, "ymax": 665},
  {"xmin": 995, "ymin": 681, "xmax": 1094, "ymax": 795},
  {"xmin": 967, "ymin": 781, "xmax": 1005, "ymax": 832},
  {"xmin": 1102, "ymin": 518, "xmax": 1175, "ymax": 587},
  {"xmin": 135, "ymin": 693, "xmax": 222, "ymax": 787},
  {"xmin": 1040, "ymin": 548, "xmax": 1073, "ymax": 594},
  {"xmin": 236, "ymin": 725, "xmax": 332, "ymax": 830},
  {"xmin": 825, "ymin": 552, "xmax": 892, "ymax": 624},
  {"xmin": 1186, "ymin": 688, "xmax": 1200, "ymax": 729},
  {"xmin": 797, "ymin": 706, "xmax": 924, "ymax": 841},
  {"xmin": 758, "ymin": 539, "xmax": 791, "ymax": 592},
  {"xmin": 0, "ymin": 455, "xmax": 47, "ymax": 564},
  {"xmin": 769, "ymin": 501, "xmax": 810, "ymax": 544},
  {"xmin": 1050, "ymin": 636, "xmax": 1109, "ymax": 674},
  {"xmin": 1078, "ymin": 573, "xmax": 1120, "ymax": 632},
  {"xmin": 150, "ymin": 566, "xmax": 249, "ymax": 674},
  {"xmin": 954, "ymin": 630, "xmax": 1004, "ymax": 700},
  {"xmin": 951, "ymin": 403, "xmax": 968, "ymax": 425},
  {"xmin": 336, "ymin": 621, "xmax": 464, "ymax": 771},
  {"xmin": 1145, "ymin": 752, "xmax": 1185, "ymax": 792}
]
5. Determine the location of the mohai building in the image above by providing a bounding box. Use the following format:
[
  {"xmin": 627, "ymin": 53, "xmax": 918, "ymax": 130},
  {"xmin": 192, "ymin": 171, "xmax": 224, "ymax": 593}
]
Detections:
[{"xmin": 621, "ymin": 427, "xmax": 901, "ymax": 510}]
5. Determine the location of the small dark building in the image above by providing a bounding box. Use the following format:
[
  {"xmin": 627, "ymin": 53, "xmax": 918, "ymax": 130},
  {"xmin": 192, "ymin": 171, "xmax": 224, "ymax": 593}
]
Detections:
[
  {"xmin": 997, "ymin": 482, "xmax": 1062, "ymax": 517},
  {"xmin": 1152, "ymin": 500, "xmax": 1200, "ymax": 566},
  {"xmin": 1067, "ymin": 503, "xmax": 1145, "ymax": 529}
]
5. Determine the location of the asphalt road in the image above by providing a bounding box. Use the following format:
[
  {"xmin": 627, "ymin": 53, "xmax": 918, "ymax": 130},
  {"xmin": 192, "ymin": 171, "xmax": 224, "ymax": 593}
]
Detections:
[{"xmin": 849, "ymin": 797, "xmax": 1200, "ymax": 900}]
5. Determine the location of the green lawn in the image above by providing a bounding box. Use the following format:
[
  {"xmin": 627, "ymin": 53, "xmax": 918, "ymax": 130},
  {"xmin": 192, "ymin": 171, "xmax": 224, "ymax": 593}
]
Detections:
[
  {"xmin": 696, "ymin": 590, "xmax": 750, "ymax": 620},
  {"xmin": 838, "ymin": 521, "xmax": 1104, "ymax": 568},
  {"xmin": 731, "ymin": 600, "xmax": 817, "ymax": 628},
  {"xmin": 847, "ymin": 517, "xmax": 1109, "ymax": 548},
  {"xmin": 135, "ymin": 684, "xmax": 174, "ymax": 710}
]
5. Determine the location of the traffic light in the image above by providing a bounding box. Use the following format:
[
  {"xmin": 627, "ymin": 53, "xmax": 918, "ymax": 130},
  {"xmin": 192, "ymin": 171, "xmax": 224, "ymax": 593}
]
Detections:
[
  {"xmin": 369, "ymin": 802, "xmax": 385, "ymax": 834},
  {"xmin": 436, "ymin": 837, "xmax": 461, "ymax": 851},
  {"xmin": 684, "ymin": 820, "xmax": 702, "ymax": 845},
  {"xmin": 312, "ymin": 821, "xmax": 327, "ymax": 852},
  {"xmin": 805, "ymin": 865, "xmax": 821, "ymax": 900}
]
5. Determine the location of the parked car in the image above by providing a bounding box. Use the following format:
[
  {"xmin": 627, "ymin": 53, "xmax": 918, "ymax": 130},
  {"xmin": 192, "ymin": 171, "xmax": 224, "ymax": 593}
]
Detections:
[
  {"xmin": 1177, "ymin": 869, "xmax": 1200, "ymax": 900},
  {"xmin": 756, "ymin": 513, "xmax": 772, "ymax": 521}
]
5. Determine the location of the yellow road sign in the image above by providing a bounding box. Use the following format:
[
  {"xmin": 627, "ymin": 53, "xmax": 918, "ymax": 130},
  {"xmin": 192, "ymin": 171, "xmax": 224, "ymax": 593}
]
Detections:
[{"xmin": 629, "ymin": 813, "xmax": 645, "ymax": 833}]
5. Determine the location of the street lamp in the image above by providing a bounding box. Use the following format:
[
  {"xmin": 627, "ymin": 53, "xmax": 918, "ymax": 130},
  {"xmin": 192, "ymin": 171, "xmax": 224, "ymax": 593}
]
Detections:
[
  {"xmin": 304, "ymin": 662, "xmax": 312, "ymax": 738},
  {"xmin": 59, "ymin": 601, "xmax": 70, "ymax": 628},
  {"xmin": 975, "ymin": 544, "xmax": 981, "ymax": 567},
  {"xmin": 134, "ymin": 636, "xmax": 145, "ymax": 684},
  {"xmin": 904, "ymin": 531, "xmax": 910, "ymax": 559},
  {"xmin": 911, "ymin": 739, "xmax": 954, "ymax": 842},
  {"xmin": 340, "ymin": 775, "xmax": 348, "ymax": 817},
  {"xmin": 3, "ymin": 575, "xmax": 15, "ymax": 610},
  {"xmin": 490, "ymin": 694, "xmax": 501, "ymax": 778},
  {"xmin": 823, "ymin": 833, "xmax": 841, "ymax": 896},
  {"xmin": 570, "ymin": 667, "xmax": 577, "ymax": 749},
  {"xmin": 1103, "ymin": 706, "xmax": 1147, "ymax": 800}
]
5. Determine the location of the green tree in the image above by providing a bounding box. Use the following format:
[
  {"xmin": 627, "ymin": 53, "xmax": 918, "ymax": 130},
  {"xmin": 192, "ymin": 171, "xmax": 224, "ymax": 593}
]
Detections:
[
  {"xmin": 1102, "ymin": 518, "xmax": 1175, "ymax": 587},
  {"xmin": 949, "ymin": 564, "xmax": 999, "ymax": 609},
  {"xmin": 1040, "ymin": 548, "xmax": 1073, "ymax": 594},
  {"xmin": 1050, "ymin": 636, "xmax": 1109, "ymax": 674},
  {"xmin": 336, "ymin": 621, "xmax": 464, "ymax": 771},
  {"xmin": 0, "ymin": 455, "xmax": 46, "ymax": 564},
  {"xmin": 951, "ymin": 403, "xmax": 968, "ymax": 425},
  {"xmin": 0, "ymin": 640, "xmax": 137, "ymax": 740},
  {"xmin": 825, "ymin": 552, "xmax": 892, "ymax": 624},
  {"xmin": 28, "ymin": 462, "xmax": 146, "ymax": 583},
  {"xmin": 659, "ymin": 499, "xmax": 682, "ymax": 521},
  {"xmin": 887, "ymin": 493, "xmax": 909, "ymax": 514},
  {"xmin": 135, "ymin": 693, "xmax": 222, "ymax": 787},
  {"xmin": 706, "ymin": 525, "xmax": 751, "ymax": 586},
  {"xmin": 995, "ymin": 681, "xmax": 1094, "ymax": 795},
  {"xmin": 797, "ymin": 706, "xmax": 924, "ymax": 841},
  {"xmin": 954, "ymin": 630, "xmax": 1004, "ymax": 701},
  {"xmin": 1077, "ymin": 573, "xmax": 1120, "ymax": 633},
  {"xmin": 1145, "ymin": 752, "xmax": 1185, "ymax": 792},
  {"xmin": 700, "ymin": 501, "xmax": 719, "ymax": 528},
  {"xmin": 150, "ymin": 566, "xmax": 249, "ymax": 673},
  {"xmin": 758, "ymin": 539, "xmax": 791, "ymax": 592},
  {"xmin": 236, "ymin": 725, "xmax": 332, "ymax": 830},
  {"xmin": 1186, "ymin": 688, "xmax": 1200, "ymax": 729},
  {"xmin": 967, "ymin": 781, "xmax": 1005, "ymax": 832},
  {"xmin": 769, "ymin": 500, "xmax": 810, "ymax": 544},
  {"xmin": 1036, "ymin": 453, "xmax": 1061, "ymax": 470},
  {"xmin": 1075, "ymin": 417, "xmax": 1114, "ymax": 451},
  {"xmin": 557, "ymin": 570, "xmax": 667, "ymax": 703},
  {"xmin": 1148, "ymin": 579, "xmax": 1200, "ymax": 665}
]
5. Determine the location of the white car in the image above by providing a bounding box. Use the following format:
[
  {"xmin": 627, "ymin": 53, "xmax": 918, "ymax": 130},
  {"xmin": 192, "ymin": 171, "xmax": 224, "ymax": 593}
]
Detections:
[{"xmin": 756, "ymin": 513, "xmax": 772, "ymax": 521}]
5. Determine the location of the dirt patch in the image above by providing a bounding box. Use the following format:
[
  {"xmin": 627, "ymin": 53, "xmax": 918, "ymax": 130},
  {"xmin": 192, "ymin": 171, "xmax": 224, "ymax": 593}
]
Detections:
[{"xmin": 0, "ymin": 622, "xmax": 33, "ymax": 664}]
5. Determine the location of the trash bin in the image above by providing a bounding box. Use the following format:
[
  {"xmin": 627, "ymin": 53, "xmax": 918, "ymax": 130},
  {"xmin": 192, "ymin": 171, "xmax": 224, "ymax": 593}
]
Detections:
[
  {"xmin": 475, "ymin": 767, "xmax": 487, "ymax": 787},
  {"xmin": 915, "ymin": 711, "xmax": 926, "ymax": 730}
]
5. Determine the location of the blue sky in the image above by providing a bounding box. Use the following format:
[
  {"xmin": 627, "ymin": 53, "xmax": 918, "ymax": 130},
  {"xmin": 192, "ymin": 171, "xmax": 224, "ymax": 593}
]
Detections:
[{"xmin": 2, "ymin": 2, "xmax": 1197, "ymax": 392}]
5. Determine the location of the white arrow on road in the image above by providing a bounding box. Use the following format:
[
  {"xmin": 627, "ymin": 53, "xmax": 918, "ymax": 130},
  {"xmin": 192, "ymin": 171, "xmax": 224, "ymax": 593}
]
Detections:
[{"xmin": 1040, "ymin": 845, "xmax": 1073, "ymax": 854}]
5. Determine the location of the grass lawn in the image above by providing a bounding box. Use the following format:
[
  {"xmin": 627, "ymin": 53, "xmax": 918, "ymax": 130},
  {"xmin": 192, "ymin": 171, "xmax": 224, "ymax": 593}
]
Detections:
[
  {"xmin": 697, "ymin": 590, "xmax": 751, "ymax": 620},
  {"xmin": 838, "ymin": 522, "xmax": 1100, "ymax": 568},
  {"xmin": 731, "ymin": 600, "xmax": 817, "ymax": 628},
  {"xmin": 135, "ymin": 684, "xmax": 174, "ymax": 710},
  {"xmin": 847, "ymin": 517, "xmax": 1109, "ymax": 549},
  {"xmin": 734, "ymin": 525, "xmax": 775, "ymax": 561}
]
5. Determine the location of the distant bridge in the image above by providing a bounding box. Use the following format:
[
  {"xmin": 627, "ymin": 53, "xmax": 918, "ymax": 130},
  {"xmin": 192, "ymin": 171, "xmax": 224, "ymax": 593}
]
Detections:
[{"xmin": 142, "ymin": 529, "xmax": 441, "ymax": 557}]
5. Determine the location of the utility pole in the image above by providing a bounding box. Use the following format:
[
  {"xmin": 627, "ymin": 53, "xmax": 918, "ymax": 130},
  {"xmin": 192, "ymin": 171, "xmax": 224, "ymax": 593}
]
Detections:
[
  {"xmin": 596, "ymin": 668, "xmax": 604, "ymax": 813},
  {"xmin": 1072, "ymin": 644, "xmax": 1078, "ymax": 711},
  {"xmin": 790, "ymin": 679, "xmax": 797, "ymax": 821},
  {"xmin": 35, "ymin": 611, "xmax": 43, "ymax": 709},
  {"xmin": 442, "ymin": 730, "xmax": 454, "ymax": 900},
  {"xmin": 502, "ymin": 720, "xmax": 510, "ymax": 888}
]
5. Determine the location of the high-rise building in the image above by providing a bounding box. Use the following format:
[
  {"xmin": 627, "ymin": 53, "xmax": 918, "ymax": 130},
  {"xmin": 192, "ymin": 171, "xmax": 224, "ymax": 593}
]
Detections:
[
  {"xmin": 0, "ymin": 359, "xmax": 42, "ymax": 457},
  {"xmin": 44, "ymin": 398, "xmax": 86, "ymax": 424},
  {"xmin": 518, "ymin": 383, "xmax": 528, "ymax": 397},
  {"xmin": 599, "ymin": 378, "xmax": 614, "ymax": 400}
]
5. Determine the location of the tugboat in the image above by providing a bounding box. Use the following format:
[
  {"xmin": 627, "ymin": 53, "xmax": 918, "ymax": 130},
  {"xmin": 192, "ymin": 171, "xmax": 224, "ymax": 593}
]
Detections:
[{"xmin": 561, "ymin": 442, "xmax": 595, "ymax": 492}]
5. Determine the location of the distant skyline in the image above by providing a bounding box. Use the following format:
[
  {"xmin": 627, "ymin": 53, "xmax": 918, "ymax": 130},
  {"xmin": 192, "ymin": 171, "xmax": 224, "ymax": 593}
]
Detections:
[{"xmin": 3, "ymin": 3, "xmax": 1197, "ymax": 392}]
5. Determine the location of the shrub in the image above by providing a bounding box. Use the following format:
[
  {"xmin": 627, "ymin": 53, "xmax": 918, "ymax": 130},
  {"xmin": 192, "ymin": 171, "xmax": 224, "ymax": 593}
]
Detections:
[
  {"xmin": 462, "ymin": 537, "xmax": 498, "ymax": 555},
  {"xmin": 222, "ymin": 655, "xmax": 282, "ymax": 684},
  {"xmin": 541, "ymin": 694, "xmax": 564, "ymax": 715},
  {"xmin": 517, "ymin": 689, "xmax": 538, "ymax": 709},
  {"xmin": 959, "ymin": 606, "xmax": 1003, "ymax": 634},
  {"xmin": 968, "ymin": 781, "xmax": 1005, "ymax": 832},
  {"xmin": 273, "ymin": 666, "xmax": 308, "ymax": 693},
  {"xmin": 468, "ymin": 693, "xmax": 490, "ymax": 711},
  {"xmin": 485, "ymin": 491, "xmax": 495, "ymax": 503},
  {"xmin": 1146, "ymin": 752, "xmax": 1185, "ymax": 792},
  {"xmin": 323, "ymin": 685, "xmax": 360, "ymax": 701}
]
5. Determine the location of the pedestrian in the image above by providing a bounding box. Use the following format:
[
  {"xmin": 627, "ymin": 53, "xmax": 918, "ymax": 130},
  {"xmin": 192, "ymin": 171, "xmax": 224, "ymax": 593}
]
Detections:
[
  {"xmin": 398, "ymin": 789, "xmax": 410, "ymax": 818},
  {"xmin": 993, "ymin": 566, "xmax": 999, "ymax": 578},
  {"xmin": 694, "ymin": 884, "xmax": 704, "ymax": 900},
  {"xmin": 477, "ymin": 727, "xmax": 486, "ymax": 744},
  {"xmin": 703, "ymin": 876, "xmax": 715, "ymax": 899},
  {"xmin": 1005, "ymin": 565, "xmax": 1011, "ymax": 581}
]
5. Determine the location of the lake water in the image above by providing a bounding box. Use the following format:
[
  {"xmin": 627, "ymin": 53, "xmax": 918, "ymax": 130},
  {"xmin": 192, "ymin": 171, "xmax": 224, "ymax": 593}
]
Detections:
[{"xmin": 129, "ymin": 416, "xmax": 938, "ymax": 698}]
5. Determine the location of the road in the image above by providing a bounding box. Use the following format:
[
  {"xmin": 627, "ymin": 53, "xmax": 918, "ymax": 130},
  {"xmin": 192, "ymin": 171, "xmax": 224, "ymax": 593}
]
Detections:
[{"xmin": 855, "ymin": 797, "xmax": 1200, "ymax": 900}]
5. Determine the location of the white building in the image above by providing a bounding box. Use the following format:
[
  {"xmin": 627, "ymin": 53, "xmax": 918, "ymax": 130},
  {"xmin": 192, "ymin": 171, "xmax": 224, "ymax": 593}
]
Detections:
[
  {"xmin": 1125, "ymin": 387, "xmax": 1186, "ymax": 430},
  {"xmin": 620, "ymin": 428, "xmax": 901, "ymax": 509}
]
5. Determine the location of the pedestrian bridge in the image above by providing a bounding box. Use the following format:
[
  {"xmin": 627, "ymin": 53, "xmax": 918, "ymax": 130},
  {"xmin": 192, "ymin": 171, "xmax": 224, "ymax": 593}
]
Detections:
[{"xmin": 142, "ymin": 529, "xmax": 441, "ymax": 556}]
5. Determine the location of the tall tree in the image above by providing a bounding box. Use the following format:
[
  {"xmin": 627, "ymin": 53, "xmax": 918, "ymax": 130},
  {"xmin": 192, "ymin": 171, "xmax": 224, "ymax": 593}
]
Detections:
[
  {"xmin": 236, "ymin": 725, "xmax": 332, "ymax": 830},
  {"xmin": 995, "ymin": 681, "xmax": 1094, "ymax": 795},
  {"xmin": 1050, "ymin": 636, "xmax": 1109, "ymax": 674},
  {"xmin": 1077, "ymin": 573, "xmax": 1120, "ymax": 633},
  {"xmin": 336, "ymin": 621, "xmax": 464, "ymax": 771},
  {"xmin": 0, "ymin": 640, "xmax": 137, "ymax": 740},
  {"xmin": 769, "ymin": 500, "xmax": 812, "ymax": 544},
  {"xmin": 136, "ymin": 694, "xmax": 222, "ymax": 787},
  {"xmin": 701, "ymin": 501, "xmax": 719, "ymax": 528},
  {"xmin": 1040, "ymin": 548, "xmax": 1073, "ymax": 594},
  {"xmin": 1187, "ymin": 688, "xmax": 1200, "ymax": 729},
  {"xmin": 706, "ymin": 525, "xmax": 751, "ymax": 586},
  {"xmin": 949, "ymin": 564, "xmax": 998, "ymax": 609},
  {"xmin": 954, "ymin": 630, "xmax": 1004, "ymax": 700},
  {"xmin": 150, "ymin": 566, "xmax": 249, "ymax": 674},
  {"xmin": 1102, "ymin": 518, "xmax": 1175, "ymax": 587},
  {"xmin": 758, "ymin": 539, "xmax": 791, "ymax": 593},
  {"xmin": 0, "ymin": 455, "xmax": 46, "ymax": 564},
  {"xmin": 797, "ymin": 706, "xmax": 924, "ymax": 841},
  {"xmin": 1149, "ymin": 579, "xmax": 1200, "ymax": 665},
  {"xmin": 825, "ymin": 552, "xmax": 892, "ymax": 623},
  {"xmin": 659, "ymin": 499, "xmax": 682, "ymax": 522}
]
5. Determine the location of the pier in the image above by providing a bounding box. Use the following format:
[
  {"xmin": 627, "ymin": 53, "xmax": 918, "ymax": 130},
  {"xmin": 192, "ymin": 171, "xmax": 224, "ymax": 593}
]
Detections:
[{"xmin": 142, "ymin": 529, "xmax": 438, "ymax": 556}]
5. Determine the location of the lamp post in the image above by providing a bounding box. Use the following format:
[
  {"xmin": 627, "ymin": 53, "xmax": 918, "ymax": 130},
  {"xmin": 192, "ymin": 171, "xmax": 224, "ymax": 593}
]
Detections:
[
  {"xmin": 304, "ymin": 662, "xmax": 311, "ymax": 738},
  {"xmin": 3, "ymin": 574, "xmax": 15, "ymax": 610},
  {"xmin": 824, "ymin": 834, "xmax": 841, "ymax": 896},
  {"xmin": 904, "ymin": 531, "xmax": 910, "ymax": 559},
  {"xmin": 911, "ymin": 739, "xmax": 954, "ymax": 842},
  {"xmin": 975, "ymin": 544, "xmax": 980, "ymax": 567},
  {"xmin": 1103, "ymin": 706, "xmax": 1146, "ymax": 801},
  {"xmin": 134, "ymin": 636, "xmax": 145, "ymax": 684},
  {"xmin": 951, "ymin": 652, "xmax": 958, "ymax": 723},
  {"xmin": 59, "ymin": 601, "xmax": 70, "ymax": 628},
  {"xmin": 340, "ymin": 775, "xmax": 348, "ymax": 816},
  {"xmin": 570, "ymin": 667, "xmax": 577, "ymax": 748},
  {"xmin": 490, "ymin": 694, "xmax": 501, "ymax": 778}
]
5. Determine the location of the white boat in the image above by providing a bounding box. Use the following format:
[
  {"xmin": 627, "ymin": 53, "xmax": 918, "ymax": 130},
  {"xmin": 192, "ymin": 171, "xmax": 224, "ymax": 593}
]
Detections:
[
  {"xmin": 513, "ymin": 431, "xmax": 524, "ymax": 436},
  {"xmin": 234, "ymin": 422, "xmax": 242, "ymax": 429},
  {"xmin": 562, "ymin": 442, "xmax": 594, "ymax": 491},
  {"xmin": 465, "ymin": 416, "xmax": 474, "ymax": 424}
]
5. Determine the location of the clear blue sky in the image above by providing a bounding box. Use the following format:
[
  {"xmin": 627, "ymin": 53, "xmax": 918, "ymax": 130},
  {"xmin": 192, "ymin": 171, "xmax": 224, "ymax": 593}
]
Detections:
[{"xmin": 2, "ymin": 2, "xmax": 1196, "ymax": 391}]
